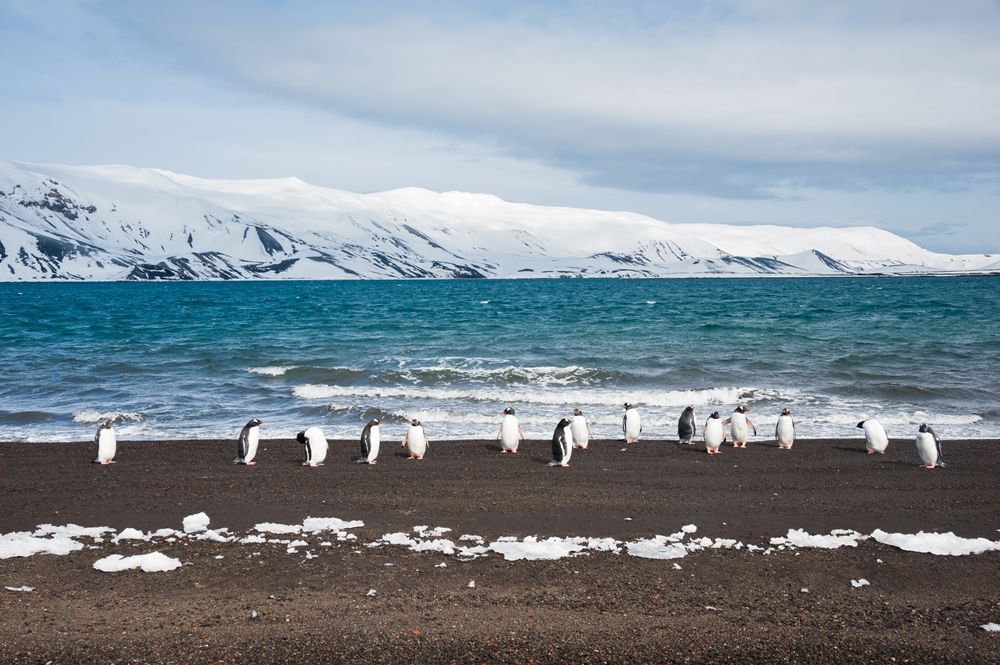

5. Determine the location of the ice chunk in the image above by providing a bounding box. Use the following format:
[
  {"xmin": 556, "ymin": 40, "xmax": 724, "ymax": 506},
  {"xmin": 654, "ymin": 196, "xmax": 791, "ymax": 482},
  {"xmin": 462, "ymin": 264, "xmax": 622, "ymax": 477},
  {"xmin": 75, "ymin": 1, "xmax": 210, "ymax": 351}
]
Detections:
[
  {"xmin": 681, "ymin": 525, "xmax": 697, "ymax": 534},
  {"xmin": 112, "ymin": 528, "xmax": 146, "ymax": 543},
  {"xmin": 5, "ymin": 586, "xmax": 34, "ymax": 592},
  {"xmin": 467, "ymin": 580, "xmax": 475, "ymax": 588},
  {"xmin": 93, "ymin": 552, "xmax": 182, "ymax": 572},
  {"xmin": 366, "ymin": 589, "xmax": 377, "ymax": 597},
  {"xmin": 851, "ymin": 579, "xmax": 870, "ymax": 588},
  {"xmin": 781, "ymin": 529, "xmax": 865, "ymax": 549},
  {"xmin": 982, "ymin": 623, "xmax": 1000, "ymax": 632},
  {"xmin": 182, "ymin": 512, "xmax": 210, "ymax": 534},
  {"xmin": 488, "ymin": 536, "xmax": 587, "ymax": 561}
]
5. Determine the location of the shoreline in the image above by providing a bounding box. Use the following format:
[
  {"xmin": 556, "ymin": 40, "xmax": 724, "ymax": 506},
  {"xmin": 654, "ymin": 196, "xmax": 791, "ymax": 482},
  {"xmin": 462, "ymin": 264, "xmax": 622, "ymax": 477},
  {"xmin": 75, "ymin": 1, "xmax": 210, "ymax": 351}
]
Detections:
[{"xmin": 3, "ymin": 437, "xmax": 1000, "ymax": 663}]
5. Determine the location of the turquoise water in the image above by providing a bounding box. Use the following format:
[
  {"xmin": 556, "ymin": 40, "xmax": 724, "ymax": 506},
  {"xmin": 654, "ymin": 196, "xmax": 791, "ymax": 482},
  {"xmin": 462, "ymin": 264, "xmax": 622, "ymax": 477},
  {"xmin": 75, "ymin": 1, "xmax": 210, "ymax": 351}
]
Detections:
[{"xmin": 1, "ymin": 277, "xmax": 997, "ymax": 442}]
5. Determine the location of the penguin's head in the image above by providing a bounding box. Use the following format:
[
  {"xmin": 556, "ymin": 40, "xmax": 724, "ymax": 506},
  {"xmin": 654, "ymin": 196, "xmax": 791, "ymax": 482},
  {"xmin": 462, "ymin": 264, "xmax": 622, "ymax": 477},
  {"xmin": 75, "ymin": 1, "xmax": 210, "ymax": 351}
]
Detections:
[
  {"xmin": 101, "ymin": 421, "xmax": 113, "ymax": 430},
  {"xmin": 248, "ymin": 418, "xmax": 264, "ymax": 427},
  {"xmin": 735, "ymin": 405, "xmax": 748, "ymax": 413},
  {"xmin": 502, "ymin": 407, "xmax": 515, "ymax": 416},
  {"xmin": 710, "ymin": 411, "xmax": 720, "ymax": 419},
  {"xmin": 622, "ymin": 403, "xmax": 632, "ymax": 410},
  {"xmin": 683, "ymin": 406, "xmax": 694, "ymax": 414},
  {"xmin": 411, "ymin": 419, "xmax": 421, "ymax": 427},
  {"xmin": 296, "ymin": 431, "xmax": 307, "ymax": 444},
  {"xmin": 573, "ymin": 408, "xmax": 583, "ymax": 416},
  {"xmin": 919, "ymin": 423, "xmax": 929, "ymax": 433},
  {"xmin": 369, "ymin": 419, "xmax": 384, "ymax": 426},
  {"xmin": 856, "ymin": 420, "xmax": 866, "ymax": 429},
  {"xmin": 781, "ymin": 408, "xmax": 791, "ymax": 416},
  {"xmin": 557, "ymin": 418, "xmax": 573, "ymax": 428}
]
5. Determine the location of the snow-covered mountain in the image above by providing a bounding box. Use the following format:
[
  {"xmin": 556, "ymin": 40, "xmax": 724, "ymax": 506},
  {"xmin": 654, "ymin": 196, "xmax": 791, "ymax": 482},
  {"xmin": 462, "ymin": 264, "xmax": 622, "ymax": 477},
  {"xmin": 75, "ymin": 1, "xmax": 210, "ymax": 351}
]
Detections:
[{"xmin": 0, "ymin": 158, "xmax": 996, "ymax": 281}]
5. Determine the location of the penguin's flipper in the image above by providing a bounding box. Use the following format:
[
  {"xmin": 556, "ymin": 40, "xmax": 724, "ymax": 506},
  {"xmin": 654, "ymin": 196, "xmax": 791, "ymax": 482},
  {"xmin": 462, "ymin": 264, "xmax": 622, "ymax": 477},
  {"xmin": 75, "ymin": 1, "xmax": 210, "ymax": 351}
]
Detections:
[
  {"xmin": 721, "ymin": 418, "xmax": 731, "ymax": 426},
  {"xmin": 748, "ymin": 420, "xmax": 757, "ymax": 436}
]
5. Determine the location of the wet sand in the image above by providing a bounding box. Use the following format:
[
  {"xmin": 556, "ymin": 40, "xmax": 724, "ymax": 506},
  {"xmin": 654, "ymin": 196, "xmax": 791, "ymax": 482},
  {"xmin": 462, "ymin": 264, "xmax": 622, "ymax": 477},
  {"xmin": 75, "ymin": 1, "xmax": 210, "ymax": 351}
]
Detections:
[{"xmin": 2, "ymin": 436, "xmax": 1000, "ymax": 663}]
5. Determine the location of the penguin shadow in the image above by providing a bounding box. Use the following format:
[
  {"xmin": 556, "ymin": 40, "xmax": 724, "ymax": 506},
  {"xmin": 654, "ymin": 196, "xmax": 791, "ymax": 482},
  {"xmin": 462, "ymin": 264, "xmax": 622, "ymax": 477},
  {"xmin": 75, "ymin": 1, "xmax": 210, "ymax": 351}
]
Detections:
[{"xmin": 834, "ymin": 445, "xmax": 873, "ymax": 454}]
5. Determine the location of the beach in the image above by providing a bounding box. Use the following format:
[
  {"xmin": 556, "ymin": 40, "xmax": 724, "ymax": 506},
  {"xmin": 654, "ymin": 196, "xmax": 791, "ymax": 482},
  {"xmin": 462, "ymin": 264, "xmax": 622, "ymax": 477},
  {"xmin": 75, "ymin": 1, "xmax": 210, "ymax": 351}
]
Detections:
[{"xmin": 3, "ymin": 436, "xmax": 1000, "ymax": 663}]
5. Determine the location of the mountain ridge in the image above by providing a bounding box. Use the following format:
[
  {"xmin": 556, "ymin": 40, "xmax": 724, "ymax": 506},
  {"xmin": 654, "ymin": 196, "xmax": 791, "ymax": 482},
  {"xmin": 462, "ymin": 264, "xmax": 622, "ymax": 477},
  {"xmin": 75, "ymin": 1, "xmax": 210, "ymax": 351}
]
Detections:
[{"xmin": 1, "ymin": 158, "xmax": 996, "ymax": 281}]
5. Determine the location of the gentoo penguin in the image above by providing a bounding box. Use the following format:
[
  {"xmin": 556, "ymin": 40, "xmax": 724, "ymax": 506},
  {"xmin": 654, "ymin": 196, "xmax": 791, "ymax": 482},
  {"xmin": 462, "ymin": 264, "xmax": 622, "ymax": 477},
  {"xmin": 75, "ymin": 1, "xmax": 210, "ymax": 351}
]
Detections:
[
  {"xmin": 401, "ymin": 419, "xmax": 428, "ymax": 460},
  {"xmin": 722, "ymin": 406, "xmax": 756, "ymax": 448},
  {"xmin": 93, "ymin": 421, "xmax": 116, "ymax": 465},
  {"xmin": 234, "ymin": 418, "xmax": 265, "ymax": 465},
  {"xmin": 677, "ymin": 406, "xmax": 697, "ymax": 444},
  {"xmin": 358, "ymin": 419, "xmax": 383, "ymax": 464},
  {"xmin": 296, "ymin": 427, "xmax": 328, "ymax": 467},
  {"xmin": 775, "ymin": 409, "xmax": 795, "ymax": 449},
  {"xmin": 497, "ymin": 407, "xmax": 524, "ymax": 453},
  {"xmin": 570, "ymin": 408, "xmax": 593, "ymax": 449},
  {"xmin": 549, "ymin": 418, "xmax": 573, "ymax": 467},
  {"xmin": 915, "ymin": 423, "xmax": 945, "ymax": 469},
  {"xmin": 857, "ymin": 418, "xmax": 888, "ymax": 455},
  {"xmin": 622, "ymin": 403, "xmax": 641, "ymax": 443},
  {"xmin": 704, "ymin": 411, "xmax": 725, "ymax": 454}
]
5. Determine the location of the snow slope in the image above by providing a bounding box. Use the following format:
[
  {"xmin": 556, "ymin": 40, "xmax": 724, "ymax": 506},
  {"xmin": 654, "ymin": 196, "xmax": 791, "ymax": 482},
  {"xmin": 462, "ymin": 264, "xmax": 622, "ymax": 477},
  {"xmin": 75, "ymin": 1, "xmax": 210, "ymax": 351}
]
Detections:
[{"xmin": 0, "ymin": 158, "xmax": 996, "ymax": 281}]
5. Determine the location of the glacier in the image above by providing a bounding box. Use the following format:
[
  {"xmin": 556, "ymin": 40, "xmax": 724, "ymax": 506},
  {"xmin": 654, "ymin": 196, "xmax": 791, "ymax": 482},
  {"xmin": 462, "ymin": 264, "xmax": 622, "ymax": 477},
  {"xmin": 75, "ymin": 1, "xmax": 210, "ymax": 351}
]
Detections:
[{"xmin": 0, "ymin": 158, "xmax": 996, "ymax": 281}]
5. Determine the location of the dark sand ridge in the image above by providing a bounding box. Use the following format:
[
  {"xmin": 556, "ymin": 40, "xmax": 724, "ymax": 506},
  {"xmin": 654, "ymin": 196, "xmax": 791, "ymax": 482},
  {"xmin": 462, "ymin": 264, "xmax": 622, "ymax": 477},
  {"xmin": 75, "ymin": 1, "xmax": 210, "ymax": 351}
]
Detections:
[{"xmin": 2, "ymin": 437, "xmax": 1000, "ymax": 664}]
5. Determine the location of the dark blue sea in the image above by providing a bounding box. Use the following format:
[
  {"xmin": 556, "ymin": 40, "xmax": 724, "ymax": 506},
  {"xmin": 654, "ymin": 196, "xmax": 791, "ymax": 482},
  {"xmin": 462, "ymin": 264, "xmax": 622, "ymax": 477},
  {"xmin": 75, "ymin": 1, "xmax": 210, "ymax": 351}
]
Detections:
[{"xmin": 1, "ymin": 277, "xmax": 997, "ymax": 442}]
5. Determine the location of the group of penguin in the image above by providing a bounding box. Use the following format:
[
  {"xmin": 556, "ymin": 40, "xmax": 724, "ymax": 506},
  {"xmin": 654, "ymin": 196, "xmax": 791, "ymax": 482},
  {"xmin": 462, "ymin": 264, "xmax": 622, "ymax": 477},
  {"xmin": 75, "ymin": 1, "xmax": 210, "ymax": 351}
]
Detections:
[{"xmin": 91, "ymin": 403, "xmax": 947, "ymax": 470}]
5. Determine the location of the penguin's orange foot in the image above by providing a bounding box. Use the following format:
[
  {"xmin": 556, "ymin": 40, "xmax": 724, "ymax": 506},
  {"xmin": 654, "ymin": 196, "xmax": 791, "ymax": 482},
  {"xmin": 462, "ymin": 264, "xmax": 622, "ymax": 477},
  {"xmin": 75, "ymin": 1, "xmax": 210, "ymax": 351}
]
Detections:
[
  {"xmin": 867, "ymin": 450, "xmax": 875, "ymax": 454},
  {"xmin": 246, "ymin": 462, "xmax": 256, "ymax": 466},
  {"xmin": 500, "ymin": 449, "xmax": 508, "ymax": 453},
  {"xmin": 561, "ymin": 463, "xmax": 569, "ymax": 467},
  {"xmin": 368, "ymin": 460, "xmax": 377, "ymax": 464}
]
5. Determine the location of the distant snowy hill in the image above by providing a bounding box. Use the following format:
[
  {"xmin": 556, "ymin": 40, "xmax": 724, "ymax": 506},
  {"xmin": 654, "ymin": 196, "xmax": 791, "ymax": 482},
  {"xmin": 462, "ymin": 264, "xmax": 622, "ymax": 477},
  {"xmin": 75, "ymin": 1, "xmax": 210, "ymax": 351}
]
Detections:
[{"xmin": 0, "ymin": 158, "xmax": 996, "ymax": 281}]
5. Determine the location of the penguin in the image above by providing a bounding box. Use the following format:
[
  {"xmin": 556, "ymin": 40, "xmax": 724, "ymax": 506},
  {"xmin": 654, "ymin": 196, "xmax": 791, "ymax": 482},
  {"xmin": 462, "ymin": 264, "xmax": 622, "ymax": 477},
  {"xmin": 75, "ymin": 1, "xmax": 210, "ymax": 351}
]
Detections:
[
  {"xmin": 549, "ymin": 418, "xmax": 573, "ymax": 467},
  {"xmin": 401, "ymin": 419, "xmax": 428, "ymax": 460},
  {"xmin": 722, "ymin": 406, "xmax": 756, "ymax": 448},
  {"xmin": 775, "ymin": 409, "xmax": 795, "ymax": 449},
  {"xmin": 570, "ymin": 408, "xmax": 593, "ymax": 449},
  {"xmin": 704, "ymin": 411, "xmax": 725, "ymax": 454},
  {"xmin": 93, "ymin": 421, "xmax": 116, "ymax": 465},
  {"xmin": 857, "ymin": 418, "xmax": 888, "ymax": 455},
  {"xmin": 234, "ymin": 418, "xmax": 265, "ymax": 465},
  {"xmin": 677, "ymin": 406, "xmax": 697, "ymax": 444},
  {"xmin": 497, "ymin": 407, "xmax": 524, "ymax": 453},
  {"xmin": 915, "ymin": 423, "xmax": 945, "ymax": 469},
  {"xmin": 358, "ymin": 419, "xmax": 383, "ymax": 464},
  {"xmin": 622, "ymin": 403, "xmax": 641, "ymax": 443},
  {"xmin": 296, "ymin": 427, "xmax": 328, "ymax": 467}
]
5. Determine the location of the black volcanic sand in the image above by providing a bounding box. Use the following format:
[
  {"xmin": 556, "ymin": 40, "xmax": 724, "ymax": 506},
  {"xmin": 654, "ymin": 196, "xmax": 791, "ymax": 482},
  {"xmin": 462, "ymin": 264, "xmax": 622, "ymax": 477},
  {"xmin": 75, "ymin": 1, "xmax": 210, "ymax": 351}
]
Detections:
[{"xmin": 3, "ymin": 437, "xmax": 1000, "ymax": 664}]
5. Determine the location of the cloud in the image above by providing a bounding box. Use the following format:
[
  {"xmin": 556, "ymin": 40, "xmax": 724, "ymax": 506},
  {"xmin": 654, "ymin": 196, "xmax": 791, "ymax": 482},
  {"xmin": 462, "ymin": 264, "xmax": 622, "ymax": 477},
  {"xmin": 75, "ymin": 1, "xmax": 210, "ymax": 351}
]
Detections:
[{"xmin": 87, "ymin": 0, "xmax": 1000, "ymax": 198}]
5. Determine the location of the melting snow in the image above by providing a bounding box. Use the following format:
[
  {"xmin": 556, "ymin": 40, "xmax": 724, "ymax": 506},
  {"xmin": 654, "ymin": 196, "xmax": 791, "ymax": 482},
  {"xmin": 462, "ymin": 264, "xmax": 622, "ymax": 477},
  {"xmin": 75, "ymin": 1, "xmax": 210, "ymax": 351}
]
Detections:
[
  {"xmin": 94, "ymin": 552, "xmax": 182, "ymax": 572},
  {"xmin": 870, "ymin": 529, "xmax": 1000, "ymax": 556}
]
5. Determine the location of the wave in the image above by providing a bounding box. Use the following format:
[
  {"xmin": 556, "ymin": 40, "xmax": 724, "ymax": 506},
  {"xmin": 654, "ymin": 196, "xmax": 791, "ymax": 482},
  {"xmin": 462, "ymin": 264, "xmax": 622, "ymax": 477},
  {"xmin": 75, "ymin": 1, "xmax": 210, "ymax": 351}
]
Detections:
[
  {"xmin": 247, "ymin": 366, "xmax": 297, "ymax": 377},
  {"xmin": 292, "ymin": 383, "xmax": 782, "ymax": 408},
  {"xmin": 72, "ymin": 410, "xmax": 145, "ymax": 425}
]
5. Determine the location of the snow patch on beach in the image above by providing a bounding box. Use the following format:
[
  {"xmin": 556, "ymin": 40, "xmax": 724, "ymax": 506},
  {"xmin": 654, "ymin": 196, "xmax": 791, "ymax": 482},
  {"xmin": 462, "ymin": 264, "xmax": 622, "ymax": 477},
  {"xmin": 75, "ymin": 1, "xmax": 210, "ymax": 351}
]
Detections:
[
  {"xmin": 94, "ymin": 552, "xmax": 182, "ymax": 572},
  {"xmin": 303, "ymin": 517, "xmax": 365, "ymax": 532},
  {"xmin": 870, "ymin": 529, "xmax": 1000, "ymax": 556},
  {"xmin": 982, "ymin": 623, "xmax": 1000, "ymax": 632},
  {"xmin": 0, "ymin": 525, "xmax": 113, "ymax": 559},
  {"xmin": 771, "ymin": 529, "xmax": 867, "ymax": 549},
  {"xmin": 5, "ymin": 586, "xmax": 34, "ymax": 592}
]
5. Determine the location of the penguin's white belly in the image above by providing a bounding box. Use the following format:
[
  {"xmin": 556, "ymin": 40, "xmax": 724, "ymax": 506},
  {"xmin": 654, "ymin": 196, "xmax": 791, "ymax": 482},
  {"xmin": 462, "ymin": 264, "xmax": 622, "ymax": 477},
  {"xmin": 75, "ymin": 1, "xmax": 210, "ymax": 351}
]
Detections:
[
  {"xmin": 915, "ymin": 432, "xmax": 938, "ymax": 466},
  {"xmin": 776, "ymin": 416, "xmax": 794, "ymax": 447},
  {"xmin": 705, "ymin": 421, "xmax": 724, "ymax": 449},
  {"xmin": 499, "ymin": 415, "xmax": 520, "ymax": 451},
  {"xmin": 367, "ymin": 427, "xmax": 381, "ymax": 462},
  {"xmin": 562, "ymin": 427, "xmax": 573, "ymax": 464},
  {"xmin": 730, "ymin": 413, "xmax": 749, "ymax": 442},
  {"xmin": 570, "ymin": 419, "xmax": 589, "ymax": 448},
  {"xmin": 406, "ymin": 427, "xmax": 427, "ymax": 456},
  {"xmin": 864, "ymin": 422, "xmax": 888, "ymax": 452},
  {"xmin": 624, "ymin": 411, "xmax": 641, "ymax": 440},
  {"xmin": 243, "ymin": 428, "xmax": 260, "ymax": 463},
  {"xmin": 96, "ymin": 430, "xmax": 116, "ymax": 462},
  {"xmin": 304, "ymin": 427, "xmax": 328, "ymax": 464}
]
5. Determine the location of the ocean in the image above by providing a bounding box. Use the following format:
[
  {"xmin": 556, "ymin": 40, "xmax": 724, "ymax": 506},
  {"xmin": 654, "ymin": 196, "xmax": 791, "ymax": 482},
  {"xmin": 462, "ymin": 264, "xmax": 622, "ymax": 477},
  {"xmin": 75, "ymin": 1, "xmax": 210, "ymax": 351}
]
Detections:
[{"xmin": 1, "ymin": 277, "xmax": 997, "ymax": 443}]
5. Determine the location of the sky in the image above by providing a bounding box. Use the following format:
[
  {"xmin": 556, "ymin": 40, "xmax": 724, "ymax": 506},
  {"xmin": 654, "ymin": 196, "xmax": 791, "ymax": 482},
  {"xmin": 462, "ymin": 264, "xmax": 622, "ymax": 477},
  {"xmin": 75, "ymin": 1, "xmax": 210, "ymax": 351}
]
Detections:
[{"xmin": 1, "ymin": 0, "xmax": 998, "ymax": 254}]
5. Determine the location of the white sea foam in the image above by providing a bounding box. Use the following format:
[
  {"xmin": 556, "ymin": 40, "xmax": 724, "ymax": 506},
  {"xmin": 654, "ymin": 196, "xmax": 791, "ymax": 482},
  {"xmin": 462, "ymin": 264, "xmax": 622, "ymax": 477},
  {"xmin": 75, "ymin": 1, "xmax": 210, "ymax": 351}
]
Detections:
[
  {"xmin": 93, "ymin": 552, "xmax": 182, "ymax": 572},
  {"xmin": 247, "ymin": 366, "xmax": 296, "ymax": 376},
  {"xmin": 72, "ymin": 410, "xmax": 145, "ymax": 424},
  {"xmin": 293, "ymin": 383, "xmax": 781, "ymax": 409}
]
